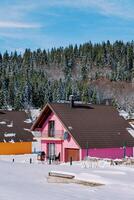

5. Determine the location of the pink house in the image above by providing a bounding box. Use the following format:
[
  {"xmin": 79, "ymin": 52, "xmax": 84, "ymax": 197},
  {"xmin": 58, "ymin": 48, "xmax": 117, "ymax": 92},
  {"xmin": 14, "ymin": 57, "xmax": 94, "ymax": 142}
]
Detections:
[{"xmin": 31, "ymin": 100, "xmax": 134, "ymax": 162}]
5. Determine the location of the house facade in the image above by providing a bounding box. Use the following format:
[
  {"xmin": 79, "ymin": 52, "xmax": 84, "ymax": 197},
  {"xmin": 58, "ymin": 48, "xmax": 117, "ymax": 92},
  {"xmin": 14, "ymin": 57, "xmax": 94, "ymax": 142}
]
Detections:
[
  {"xmin": 31, "ymin": 102, "xmax": 134, "ymax": 162},
  {"xmin": 34, "ymin": 112, "xmax": 81, "ymax": 162}
]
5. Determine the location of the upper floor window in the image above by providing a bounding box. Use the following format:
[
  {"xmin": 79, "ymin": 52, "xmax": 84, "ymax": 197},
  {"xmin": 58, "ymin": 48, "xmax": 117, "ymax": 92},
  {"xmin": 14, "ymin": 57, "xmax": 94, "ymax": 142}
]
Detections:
[{"xmin": 48, "ymin": 120, "xmax": 55, "ymax": 137}]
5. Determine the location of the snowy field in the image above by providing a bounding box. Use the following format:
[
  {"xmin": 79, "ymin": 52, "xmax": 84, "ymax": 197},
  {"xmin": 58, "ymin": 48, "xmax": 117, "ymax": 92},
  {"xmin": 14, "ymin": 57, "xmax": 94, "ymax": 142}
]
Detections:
[{"xmin": 0, "ymin": 154, "xmax": 134, "ymax": 200}]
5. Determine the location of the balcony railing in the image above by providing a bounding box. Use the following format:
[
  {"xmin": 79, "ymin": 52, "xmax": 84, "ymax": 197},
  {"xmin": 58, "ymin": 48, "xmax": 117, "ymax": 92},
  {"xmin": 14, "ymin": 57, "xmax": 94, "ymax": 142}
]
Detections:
[{"xmin": 32, "ymin": 130, "xmax": 64, "ymax": 140}]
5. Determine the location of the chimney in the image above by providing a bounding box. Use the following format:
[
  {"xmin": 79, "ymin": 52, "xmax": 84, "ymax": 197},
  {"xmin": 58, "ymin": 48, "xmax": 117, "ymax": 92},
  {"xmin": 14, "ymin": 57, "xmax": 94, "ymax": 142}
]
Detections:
[{"xmin": 69, "ymin": 95, "xmax": 74, "ymax": 108}]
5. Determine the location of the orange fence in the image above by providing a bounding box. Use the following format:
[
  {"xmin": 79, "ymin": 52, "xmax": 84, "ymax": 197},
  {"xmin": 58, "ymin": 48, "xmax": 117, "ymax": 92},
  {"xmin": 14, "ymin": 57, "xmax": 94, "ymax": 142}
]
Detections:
[{"xmin": 0, "ymin": 142, "xmax": 32, "ymax": 155}]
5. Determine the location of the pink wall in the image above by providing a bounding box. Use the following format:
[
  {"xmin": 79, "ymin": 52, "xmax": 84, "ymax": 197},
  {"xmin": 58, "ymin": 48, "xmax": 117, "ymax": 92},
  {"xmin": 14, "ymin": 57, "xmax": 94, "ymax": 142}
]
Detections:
[
  {"xmin": 82, "ymin": 147, "xmax": 133, "ymax": 159},
  {"xmin": 62, "ymin": 132, "xmax": 80, "ymax": 161},
  {"xmin": 40, "ymin": 112, "xmax": 80, "ymax": 161},
  {"xmin": 41, "ymin": 113, "xmax": 64, "ymax": 135}
]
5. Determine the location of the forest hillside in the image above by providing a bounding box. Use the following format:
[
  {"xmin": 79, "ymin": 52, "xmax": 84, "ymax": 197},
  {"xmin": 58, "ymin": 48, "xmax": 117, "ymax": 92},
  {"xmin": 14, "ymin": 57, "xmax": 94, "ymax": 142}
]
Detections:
[{"xmin": 0, "ymin": 40, "xmax": 134, "ymax": 112}]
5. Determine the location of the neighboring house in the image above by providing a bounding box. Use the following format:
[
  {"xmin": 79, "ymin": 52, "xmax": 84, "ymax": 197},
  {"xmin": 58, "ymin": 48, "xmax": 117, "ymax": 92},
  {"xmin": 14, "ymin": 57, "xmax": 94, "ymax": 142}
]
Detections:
[
  {"xmin": 31, "ymin": 100, "xmax": 134, "ymax": 162},
  {"xmin": 0, "ymin": 110, "xmax": 34, "ymax": 155}
]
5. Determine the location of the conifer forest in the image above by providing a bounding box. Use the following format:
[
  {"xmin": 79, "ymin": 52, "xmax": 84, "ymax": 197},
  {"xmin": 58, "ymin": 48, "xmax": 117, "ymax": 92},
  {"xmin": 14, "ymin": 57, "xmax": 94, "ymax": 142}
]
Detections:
[{"xmin": 0, "ymin": 40, "xmax": 134, "ymax": 112}]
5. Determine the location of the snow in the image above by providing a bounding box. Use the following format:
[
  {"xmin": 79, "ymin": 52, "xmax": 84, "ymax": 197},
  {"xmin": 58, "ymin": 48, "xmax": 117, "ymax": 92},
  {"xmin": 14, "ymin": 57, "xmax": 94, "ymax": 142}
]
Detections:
[
  {"xmin": 0, "ymin": 154, "xmax": 38, "ymax": 163},
  {"xmin": 24, "ymin": 128, "xmax": 31, "ymax": 132},
  {"xmin": 119, "ymin": 110, "xmax": 134, "ymax": 120},
  {"xmin": 127, "ymin": 128, "xmax": 134, "ymax": 137},
  {"xmin": 24, "ymin": 119, "xmax": 32, "ymax": 123},
  {"xmin": 32, "ymin": 131, "xmax": 41, "ymax": 137},
  {"xmin": 9, "ymin": 139, "xmax": 15, "ymax": 143},
  {"xmin": 129, "ymin": 121, "xmax": 134, "ymax": 129},
  {"xmin": 4, "ymin": 133, "xmax": 16, "ymax": 137},
  {"xmin": 6, "ymin": 106, "xmax": 13, "ymax": 111},
  {"xmin": 0, "ymin": 121, "xmax": 6, "ymax": 124},
  {"xmin": 81, "ymin": 159, "xmax": 111, "ymax": 168},
  {"xmin": 0, "ymin": 154, "xmax": 134, "ymax": 200},
  {"xmin": 30, "ymin": 109, "xmax": 41, "ymax": 121},
  {"xmin": 75, "ymin": 173, "xmax": 108, "ymax": 184},
  {"xmin": 7, "ymin": 121, "xmax": 13, "ymax": 127},
  {"xmin": 119, "ymin": 110, "xmax": 129, "ymax": 119},
  {"xmin": 49, "ymin": 170, "xmax": 76, "ymax": 176}
]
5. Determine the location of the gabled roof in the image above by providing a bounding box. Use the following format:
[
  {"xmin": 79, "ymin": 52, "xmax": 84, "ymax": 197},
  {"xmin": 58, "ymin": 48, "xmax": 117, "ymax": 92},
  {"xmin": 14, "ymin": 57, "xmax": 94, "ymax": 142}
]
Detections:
[
  {"xmin": 0, "ymin": 110, "xmax": 34, "ymax": 142},
  {"xmin": 32, "ymin": 103, "xmax": 134, "ymax": 148}
]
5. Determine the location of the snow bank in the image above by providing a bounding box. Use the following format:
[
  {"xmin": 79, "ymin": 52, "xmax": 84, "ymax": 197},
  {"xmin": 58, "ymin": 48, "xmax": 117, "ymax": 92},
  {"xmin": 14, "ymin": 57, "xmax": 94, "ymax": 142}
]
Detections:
[
  {"xmin": 0, "ymin": 154, "xmax": 38, "ymax": 164},
  {"xmin": 0, "ymin": 154, "xmax": 134, "ymax": 200}
]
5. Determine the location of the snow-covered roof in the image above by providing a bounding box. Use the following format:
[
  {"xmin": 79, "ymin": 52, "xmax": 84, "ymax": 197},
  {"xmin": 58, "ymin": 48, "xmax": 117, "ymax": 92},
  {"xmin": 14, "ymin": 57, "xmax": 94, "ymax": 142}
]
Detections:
[
  {"xmin": 0, "ymin": 110, "xmax": 34, "ymax": 142},
  {"xmin": 119, "ymin": 110, "xmax": 129, "ymax": 119}
]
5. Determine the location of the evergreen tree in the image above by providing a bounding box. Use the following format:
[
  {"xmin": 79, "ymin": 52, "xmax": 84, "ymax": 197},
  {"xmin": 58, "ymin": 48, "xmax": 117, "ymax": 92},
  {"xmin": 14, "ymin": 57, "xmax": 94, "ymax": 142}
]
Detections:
[{"xmin": 0, "ymin": 40, "xmax": 133, "ymax": 111}]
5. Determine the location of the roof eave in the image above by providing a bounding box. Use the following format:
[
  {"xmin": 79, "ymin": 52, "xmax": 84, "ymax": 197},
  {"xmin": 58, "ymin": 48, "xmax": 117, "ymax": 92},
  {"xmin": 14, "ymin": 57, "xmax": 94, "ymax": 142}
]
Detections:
[
  {"xmin": 31, "ymin": 103, "xmax": 50, "ymax": 131},
  {"xmin": 31, "ymin": 103, "xmax": 81, "ymax": 149}
]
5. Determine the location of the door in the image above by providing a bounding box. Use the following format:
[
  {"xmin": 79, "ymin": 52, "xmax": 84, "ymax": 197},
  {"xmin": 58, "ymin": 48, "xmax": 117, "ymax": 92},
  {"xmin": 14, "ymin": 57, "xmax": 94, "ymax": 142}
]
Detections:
[
  {"xmin": 47, "ymin": 143, "xmax": 56, "ymax": 157},
  {"xmin": 65, "ymin": 148, "xmax": 79, "ymax": 162}
]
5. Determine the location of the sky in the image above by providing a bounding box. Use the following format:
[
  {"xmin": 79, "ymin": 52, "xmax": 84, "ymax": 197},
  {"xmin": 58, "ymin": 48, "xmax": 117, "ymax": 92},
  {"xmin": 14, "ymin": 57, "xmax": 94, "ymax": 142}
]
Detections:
[{"xmin": 0, "ymin": 0, "xmax": 134, "ymax": 53}]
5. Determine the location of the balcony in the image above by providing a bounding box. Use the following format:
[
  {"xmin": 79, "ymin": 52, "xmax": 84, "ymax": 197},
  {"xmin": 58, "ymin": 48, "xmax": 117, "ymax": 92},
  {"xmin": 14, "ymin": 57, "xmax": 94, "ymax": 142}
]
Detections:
[{"xmin": 32, "ymin": 130, "xmax": 65, "ymax": 140}]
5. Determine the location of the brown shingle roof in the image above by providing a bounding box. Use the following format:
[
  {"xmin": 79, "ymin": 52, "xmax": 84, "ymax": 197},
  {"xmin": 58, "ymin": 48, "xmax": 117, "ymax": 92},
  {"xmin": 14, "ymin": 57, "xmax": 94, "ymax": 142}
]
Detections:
[
  {"xmin": 0, "ymin": 110, "xmax": 34, "ymax": 142},
  {"xmin": 32, "ymin": 103, "xmax": 134, "ymax": 148}
]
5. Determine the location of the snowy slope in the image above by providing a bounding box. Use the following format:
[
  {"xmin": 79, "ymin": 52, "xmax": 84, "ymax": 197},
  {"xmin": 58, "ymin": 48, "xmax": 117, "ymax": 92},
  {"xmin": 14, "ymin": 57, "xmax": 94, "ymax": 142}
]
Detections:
[{"xmin": 0, "ymin": 155, "xmax": 134, "ymax": 200}]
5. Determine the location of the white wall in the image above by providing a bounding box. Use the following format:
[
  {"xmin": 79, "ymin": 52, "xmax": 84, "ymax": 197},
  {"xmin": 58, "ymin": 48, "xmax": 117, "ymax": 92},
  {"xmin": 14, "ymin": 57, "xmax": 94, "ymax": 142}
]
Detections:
[{"xmin": 32, "ymin": 138, "xmax": 41, "ymax": 153}]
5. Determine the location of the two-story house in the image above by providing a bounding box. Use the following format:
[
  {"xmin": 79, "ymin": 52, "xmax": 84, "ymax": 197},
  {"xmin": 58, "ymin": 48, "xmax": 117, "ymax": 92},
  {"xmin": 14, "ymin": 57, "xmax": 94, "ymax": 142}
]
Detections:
[{"xmin": 31, "ymin": 99, "xmax": 134, "ymax": 162}]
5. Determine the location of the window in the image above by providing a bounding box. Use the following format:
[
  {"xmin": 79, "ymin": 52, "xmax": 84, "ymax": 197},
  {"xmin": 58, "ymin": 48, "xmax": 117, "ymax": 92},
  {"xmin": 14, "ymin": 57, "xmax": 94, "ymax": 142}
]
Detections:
[{"xmin": 48, "ymin": 120, "xmax": 55, "ymax": 137}]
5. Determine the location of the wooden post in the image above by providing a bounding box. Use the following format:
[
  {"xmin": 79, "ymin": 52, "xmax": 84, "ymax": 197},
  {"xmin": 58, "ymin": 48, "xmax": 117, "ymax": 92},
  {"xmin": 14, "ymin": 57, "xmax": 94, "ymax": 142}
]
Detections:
[
  {"xmin": 123, "ymin": 142, "xmax": 126, "ymax": 158},
  {"xmin": 123, "ymin": 146, "xmax": 126, "ymax": 158},
  {"xmin": 86, "ymin": 141, "xmax": 89, "ymax": 157},
  {"xmin": 70, "ymin": 157, "xmax": 72, "ymax": 165},
  {"xmin": 30, "ymin": 158, "xmax": 32, "ymax": 164},
  {"xmin": 49, "ymin": 158, "xmax": 51, "ymax": 165}
]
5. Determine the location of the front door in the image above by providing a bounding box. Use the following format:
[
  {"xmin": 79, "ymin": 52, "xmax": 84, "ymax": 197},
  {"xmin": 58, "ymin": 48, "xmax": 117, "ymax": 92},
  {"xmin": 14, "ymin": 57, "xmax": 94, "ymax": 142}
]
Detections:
[{"xmin": 47, "ymin": 143, "xmax": 56, "ymax": 158}]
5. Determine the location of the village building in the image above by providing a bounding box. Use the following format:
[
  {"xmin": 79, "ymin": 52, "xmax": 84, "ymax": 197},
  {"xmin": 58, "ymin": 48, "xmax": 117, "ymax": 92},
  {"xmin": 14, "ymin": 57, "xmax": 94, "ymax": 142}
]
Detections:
[
  {"xmin": 0, "ymin": 110, "xmax": 34, "ymax": 155},
  {"xmin": 31, "ymin": 99, "xmax": 134, "ymax": 162}
]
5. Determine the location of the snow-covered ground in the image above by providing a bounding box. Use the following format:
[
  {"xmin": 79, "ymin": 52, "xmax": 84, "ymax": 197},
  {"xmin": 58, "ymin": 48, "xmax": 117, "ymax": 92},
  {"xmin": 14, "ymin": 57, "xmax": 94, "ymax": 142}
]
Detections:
[{"xmin": 0, "ymin": 154, "xmax": 134, "ymax": 200}]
